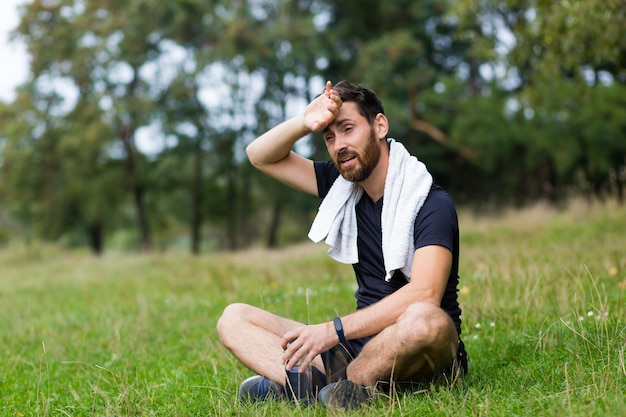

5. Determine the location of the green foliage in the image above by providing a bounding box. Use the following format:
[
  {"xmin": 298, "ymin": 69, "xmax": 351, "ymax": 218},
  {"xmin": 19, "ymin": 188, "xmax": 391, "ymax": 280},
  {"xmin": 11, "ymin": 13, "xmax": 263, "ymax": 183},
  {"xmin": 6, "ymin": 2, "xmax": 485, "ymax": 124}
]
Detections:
[
  {"xmin": 1, "ymin": 201, "xmax": 625, "ymax": 415},
  {"xmin": 1, "ymin": 0, "xmax": 625, "ymax": 253}
]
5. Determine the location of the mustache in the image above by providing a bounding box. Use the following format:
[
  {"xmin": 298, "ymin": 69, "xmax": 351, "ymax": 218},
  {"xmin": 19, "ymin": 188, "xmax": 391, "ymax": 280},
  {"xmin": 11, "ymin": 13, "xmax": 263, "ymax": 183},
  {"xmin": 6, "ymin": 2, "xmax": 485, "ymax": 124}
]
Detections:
[{"xmin": 336, "ymin": 149, "xmax": 356, "ymax": 160}]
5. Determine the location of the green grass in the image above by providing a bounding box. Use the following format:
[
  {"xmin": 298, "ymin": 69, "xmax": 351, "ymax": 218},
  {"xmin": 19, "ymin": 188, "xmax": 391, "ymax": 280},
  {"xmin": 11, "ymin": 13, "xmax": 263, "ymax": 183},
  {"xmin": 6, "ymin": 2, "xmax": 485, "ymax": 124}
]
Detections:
[{"xmin": 1, "ymin": 198, "xmax": 625, "ymax": 416}]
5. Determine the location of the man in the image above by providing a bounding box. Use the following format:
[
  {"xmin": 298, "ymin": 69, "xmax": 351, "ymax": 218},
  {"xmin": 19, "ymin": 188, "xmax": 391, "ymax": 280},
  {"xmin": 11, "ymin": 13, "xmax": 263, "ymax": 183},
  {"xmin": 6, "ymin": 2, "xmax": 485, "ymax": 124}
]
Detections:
[{"xmin": 216, "ymin": 80, "xmax": 467, "ymax": 410}]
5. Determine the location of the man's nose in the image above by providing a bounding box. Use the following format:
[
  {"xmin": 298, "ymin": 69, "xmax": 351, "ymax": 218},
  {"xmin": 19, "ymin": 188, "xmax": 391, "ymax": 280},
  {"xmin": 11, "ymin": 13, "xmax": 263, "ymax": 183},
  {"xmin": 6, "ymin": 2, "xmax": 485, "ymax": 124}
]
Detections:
[{"xmin": 331, "ymin": 135, "xmax": 347, "ymax": 153}]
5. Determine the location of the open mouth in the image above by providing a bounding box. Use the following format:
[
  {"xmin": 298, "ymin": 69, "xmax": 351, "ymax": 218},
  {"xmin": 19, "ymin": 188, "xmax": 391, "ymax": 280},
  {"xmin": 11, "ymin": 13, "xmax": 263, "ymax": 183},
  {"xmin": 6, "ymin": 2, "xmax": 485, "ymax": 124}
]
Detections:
[{"xmin": 340, "ymin": 155, "xmax": 356, "ymax": 164}]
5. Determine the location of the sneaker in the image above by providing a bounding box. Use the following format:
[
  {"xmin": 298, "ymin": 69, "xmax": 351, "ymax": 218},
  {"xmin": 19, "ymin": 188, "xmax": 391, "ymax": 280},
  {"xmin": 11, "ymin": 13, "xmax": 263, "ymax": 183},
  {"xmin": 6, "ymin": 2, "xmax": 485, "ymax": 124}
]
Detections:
[
  {"xmin": 317, "ymin": 380, "xmax": 372, "ymax": 410},
  {"xmin": 238, "ymin": 375, "xmax": 285, "ymax": 402}
]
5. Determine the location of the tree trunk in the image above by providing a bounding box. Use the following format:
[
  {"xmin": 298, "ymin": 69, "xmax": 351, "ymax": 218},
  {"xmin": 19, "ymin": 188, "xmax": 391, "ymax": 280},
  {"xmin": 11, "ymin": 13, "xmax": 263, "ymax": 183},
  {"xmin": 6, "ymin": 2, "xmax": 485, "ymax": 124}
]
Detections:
[
  {"xmin": 239, "ymin": 166, "xmax": 253, "ymax": 247},
  {"xmin": 191, "ymin": 141, "xmax": 203, "ymax": 255},
  {"xmin": 120, "ymin": 123, "xmax": 151, "ymax": 252},
  {"xmin": 87, "ymin": 222, "xmax": 103, "ymax": 256},
  {"xmin": 225, "ymin": 167, "xmax": 238, "ymax": 251},
  {"xmin": 266, "ymin": 201, "xmax": 283, "ymax": 249}
]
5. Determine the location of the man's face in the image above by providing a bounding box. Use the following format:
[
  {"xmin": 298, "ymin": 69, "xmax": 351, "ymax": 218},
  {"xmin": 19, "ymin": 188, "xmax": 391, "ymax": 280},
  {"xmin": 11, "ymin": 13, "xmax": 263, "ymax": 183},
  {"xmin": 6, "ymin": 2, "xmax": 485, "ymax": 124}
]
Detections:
[{"xmin": 323, "ymin": 102, "xmax": 382, "ymax": 183}]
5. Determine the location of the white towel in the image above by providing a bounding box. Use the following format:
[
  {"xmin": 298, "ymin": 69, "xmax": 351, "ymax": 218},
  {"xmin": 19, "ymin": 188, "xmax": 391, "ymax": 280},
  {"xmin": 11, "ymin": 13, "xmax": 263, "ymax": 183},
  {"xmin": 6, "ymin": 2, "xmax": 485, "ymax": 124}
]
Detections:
[{"xmin": 308, "ymin": 138, "xmax": 432, "ymax": 281}]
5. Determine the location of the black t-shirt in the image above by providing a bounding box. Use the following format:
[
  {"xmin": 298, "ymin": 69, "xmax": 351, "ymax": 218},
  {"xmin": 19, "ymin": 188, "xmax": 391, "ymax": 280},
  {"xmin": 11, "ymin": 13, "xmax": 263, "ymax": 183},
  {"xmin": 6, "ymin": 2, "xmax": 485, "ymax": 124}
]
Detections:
[{"xmin": 314, "ymin": 160, "xmax": 462, "ymax": 335}]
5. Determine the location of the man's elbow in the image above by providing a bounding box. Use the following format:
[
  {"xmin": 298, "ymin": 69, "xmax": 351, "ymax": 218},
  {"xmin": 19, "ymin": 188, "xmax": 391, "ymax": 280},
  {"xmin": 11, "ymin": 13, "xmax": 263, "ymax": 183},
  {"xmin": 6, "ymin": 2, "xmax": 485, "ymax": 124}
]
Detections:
[{"xmin": 245, "ymin": 143, "xmax": 262, "ymax": 168}]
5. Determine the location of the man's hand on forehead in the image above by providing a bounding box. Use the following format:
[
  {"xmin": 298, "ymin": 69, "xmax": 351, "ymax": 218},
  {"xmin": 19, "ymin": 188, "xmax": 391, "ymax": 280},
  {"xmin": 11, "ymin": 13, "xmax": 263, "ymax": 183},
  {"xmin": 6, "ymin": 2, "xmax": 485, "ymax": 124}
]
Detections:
[
  {"xmin": 304, "ymin": 81, "xmax": 343, "ymax": 132},
  {"xmin": 324, "ymin": 80, "xmax": 341, "ymax": 102}
]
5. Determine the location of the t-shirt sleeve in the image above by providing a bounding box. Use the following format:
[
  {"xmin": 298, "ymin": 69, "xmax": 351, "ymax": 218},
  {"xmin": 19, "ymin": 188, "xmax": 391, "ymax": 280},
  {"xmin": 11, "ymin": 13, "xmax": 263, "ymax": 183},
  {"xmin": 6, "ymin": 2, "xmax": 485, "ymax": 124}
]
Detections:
[
  {"xmin": 314, "ymin": 160, "xmax": 340, "ymax": 198},
  {"xmin": 413, "ymin": 186, "xmax": 458, "ymax": 252}
]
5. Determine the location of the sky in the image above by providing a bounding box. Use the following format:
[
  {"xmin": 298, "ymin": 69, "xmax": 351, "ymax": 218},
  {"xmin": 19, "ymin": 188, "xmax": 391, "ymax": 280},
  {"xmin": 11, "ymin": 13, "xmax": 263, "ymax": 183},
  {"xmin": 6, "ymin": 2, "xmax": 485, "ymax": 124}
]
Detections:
[{"xmin": 0, "ymin": 0, "xmax": 28, "ymax": 102}]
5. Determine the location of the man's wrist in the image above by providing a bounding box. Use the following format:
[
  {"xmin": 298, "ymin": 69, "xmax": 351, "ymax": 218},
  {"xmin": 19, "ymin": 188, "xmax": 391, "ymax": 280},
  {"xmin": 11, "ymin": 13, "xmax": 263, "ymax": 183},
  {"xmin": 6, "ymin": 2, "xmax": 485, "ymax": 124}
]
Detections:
[
  {"xmin": 333, "ymin": 316, "xmax": 347, "ymax": 346},
  {"xmin": 297, "ymin": 113, "xmax": 313, "ymax": 135}
]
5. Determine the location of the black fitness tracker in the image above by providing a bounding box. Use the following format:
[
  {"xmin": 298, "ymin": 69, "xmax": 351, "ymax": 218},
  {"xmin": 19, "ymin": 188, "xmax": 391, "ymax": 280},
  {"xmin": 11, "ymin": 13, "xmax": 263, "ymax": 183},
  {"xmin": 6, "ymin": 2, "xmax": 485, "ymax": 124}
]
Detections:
[{"xmin": 333, "ymin": 316, "xmax": 347, "ymax": 345}]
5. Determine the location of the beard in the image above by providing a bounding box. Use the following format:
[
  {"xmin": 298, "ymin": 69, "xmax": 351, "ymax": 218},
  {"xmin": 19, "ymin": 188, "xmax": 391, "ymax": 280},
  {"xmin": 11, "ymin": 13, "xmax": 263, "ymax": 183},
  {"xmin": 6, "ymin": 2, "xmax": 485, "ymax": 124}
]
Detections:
[{"xmin": 334, "ymin": 129, "xmax": 381, "ymax": 183}]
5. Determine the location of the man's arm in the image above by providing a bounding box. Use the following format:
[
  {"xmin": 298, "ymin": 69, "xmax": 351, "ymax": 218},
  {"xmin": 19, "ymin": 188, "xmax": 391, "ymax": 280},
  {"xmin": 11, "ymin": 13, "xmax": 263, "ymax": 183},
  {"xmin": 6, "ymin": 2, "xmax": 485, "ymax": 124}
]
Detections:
[
  {"xmin": 339, "ymin": 245, "xmax": 451, "ymax": 339},
  {"xmin": 280, "ymin": 245, "xmax": 452, "ymax": 371},
  {"xmin": 246, "ymin": 116, "xmax": 317, "ymax": 195},
  {"xmin": 246, "ymin": 81, "xmax": 342, "ymax": 196}
]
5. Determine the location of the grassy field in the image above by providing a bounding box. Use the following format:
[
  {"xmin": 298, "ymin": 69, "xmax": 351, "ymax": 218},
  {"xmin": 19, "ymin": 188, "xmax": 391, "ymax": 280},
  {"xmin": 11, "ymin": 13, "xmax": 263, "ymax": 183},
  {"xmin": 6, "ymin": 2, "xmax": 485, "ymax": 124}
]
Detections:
[{"xmin": 1, "ymin": 199, "xmax": 625, "ymax": 416}]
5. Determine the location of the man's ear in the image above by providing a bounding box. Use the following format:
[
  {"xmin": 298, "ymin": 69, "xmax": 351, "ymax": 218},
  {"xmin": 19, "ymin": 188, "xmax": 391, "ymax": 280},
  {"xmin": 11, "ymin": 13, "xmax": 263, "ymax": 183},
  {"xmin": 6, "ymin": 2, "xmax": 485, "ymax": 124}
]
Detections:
[{"xmin": 375, "ymin": 113, "xmax": 389, "ymax": 139}]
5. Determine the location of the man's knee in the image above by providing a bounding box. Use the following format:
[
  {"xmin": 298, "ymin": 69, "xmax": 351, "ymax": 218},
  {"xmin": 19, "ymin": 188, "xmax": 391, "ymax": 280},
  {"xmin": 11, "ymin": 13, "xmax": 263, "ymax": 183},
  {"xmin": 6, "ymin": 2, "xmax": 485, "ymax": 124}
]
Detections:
[
  {"xmin": 391, "ymin": 303, "xmax": 458, "ymax": 374},
  {"xmin": 216, "ymin": 303, "xmax": 250, "ymax": 346},
  {"xmin": 396, "ymin": 302, "xmax": 457, "ymax": 348}
]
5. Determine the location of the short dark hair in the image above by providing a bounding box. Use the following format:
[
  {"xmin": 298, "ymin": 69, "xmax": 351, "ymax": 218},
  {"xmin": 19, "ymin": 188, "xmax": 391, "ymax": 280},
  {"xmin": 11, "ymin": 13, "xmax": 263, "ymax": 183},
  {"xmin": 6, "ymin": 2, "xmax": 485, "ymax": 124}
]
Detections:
[{"xmin": 332, "ymin": 80, "xmax": 385, "ymax": 125}]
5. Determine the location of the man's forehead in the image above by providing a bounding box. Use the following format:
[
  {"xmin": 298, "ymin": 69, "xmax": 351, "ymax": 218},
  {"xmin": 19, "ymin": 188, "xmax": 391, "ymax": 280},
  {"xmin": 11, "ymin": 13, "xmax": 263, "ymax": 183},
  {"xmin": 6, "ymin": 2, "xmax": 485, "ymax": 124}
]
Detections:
[{"xmin": 324, "ymin": 102, "xmax": 365, "ymax": 132}]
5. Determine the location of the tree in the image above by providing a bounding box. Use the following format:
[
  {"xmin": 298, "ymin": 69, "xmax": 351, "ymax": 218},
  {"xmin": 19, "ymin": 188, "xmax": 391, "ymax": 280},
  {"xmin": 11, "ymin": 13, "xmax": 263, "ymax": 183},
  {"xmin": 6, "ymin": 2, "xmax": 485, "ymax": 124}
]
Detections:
[
  {"xmin": 6, "ymin": 0, "xmax": 219, "ymax": 251},
  {"xmin": 443, "ymin": 0, "xmax": 626, "ymax": 204},
  {"xmin": 214, "ymin": 0, "xmax": 324, "ymax": 248},
  {"xmin": 154, "ymin": 0, "xmax": 225, "ymax": 253},
  {"xmin": 3, "ymin": 0, "xmax": 625, "ymax": 254},
  {"xmin": 0, "ymin": 85, "xmax": 125, "ymax": 253}
]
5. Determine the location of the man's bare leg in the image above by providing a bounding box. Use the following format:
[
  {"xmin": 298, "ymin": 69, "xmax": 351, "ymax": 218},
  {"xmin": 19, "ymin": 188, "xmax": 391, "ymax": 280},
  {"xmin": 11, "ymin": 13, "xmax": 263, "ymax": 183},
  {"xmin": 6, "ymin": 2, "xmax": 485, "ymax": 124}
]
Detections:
[
  {"xmin": 346, "ymin": 302, "xmax": 458, "ymax": 386},
  {"xmin": 216, "ymin": 303, "xmax": 325, "ymax": 384}
]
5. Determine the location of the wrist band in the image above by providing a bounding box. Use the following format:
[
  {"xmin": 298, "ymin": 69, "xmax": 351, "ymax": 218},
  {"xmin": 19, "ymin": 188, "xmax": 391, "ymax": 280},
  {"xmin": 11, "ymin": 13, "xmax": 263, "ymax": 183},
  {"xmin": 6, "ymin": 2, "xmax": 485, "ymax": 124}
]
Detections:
[{"xmin": 333, "ymin": 316, "xmax": 347, "ymax": 345}]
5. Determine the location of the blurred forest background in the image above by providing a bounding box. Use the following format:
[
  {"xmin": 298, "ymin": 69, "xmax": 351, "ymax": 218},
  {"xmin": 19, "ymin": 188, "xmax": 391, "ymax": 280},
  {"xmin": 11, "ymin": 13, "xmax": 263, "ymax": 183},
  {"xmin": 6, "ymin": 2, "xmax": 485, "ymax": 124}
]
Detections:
[{"xmin": 0, "ymin": 0, "xmax": 624, "ymax": 255}]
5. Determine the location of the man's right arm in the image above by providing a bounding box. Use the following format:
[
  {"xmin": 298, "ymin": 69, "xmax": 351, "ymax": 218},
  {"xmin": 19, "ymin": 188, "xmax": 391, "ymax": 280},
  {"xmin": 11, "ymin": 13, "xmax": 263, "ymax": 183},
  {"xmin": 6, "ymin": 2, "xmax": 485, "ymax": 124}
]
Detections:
[
  {"xmin": 245, "ymin": 115, "xmax": 318, "ymax": 196},
  {"xmin": 245, "ymin": 81, "xmax": 342, "ymax": 197}
]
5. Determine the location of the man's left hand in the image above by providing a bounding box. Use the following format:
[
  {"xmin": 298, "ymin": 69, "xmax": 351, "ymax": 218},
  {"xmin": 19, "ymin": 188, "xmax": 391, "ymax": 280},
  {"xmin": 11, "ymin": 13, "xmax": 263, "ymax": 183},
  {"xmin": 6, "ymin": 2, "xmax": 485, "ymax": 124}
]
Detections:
[{"xmin": 280, "ymin": 322, "xmax": 336, "ymax": 372}]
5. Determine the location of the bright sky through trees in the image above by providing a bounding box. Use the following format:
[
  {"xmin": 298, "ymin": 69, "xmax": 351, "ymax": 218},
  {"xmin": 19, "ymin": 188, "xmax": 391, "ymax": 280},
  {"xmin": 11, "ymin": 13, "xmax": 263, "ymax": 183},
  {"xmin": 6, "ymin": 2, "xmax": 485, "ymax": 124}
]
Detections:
[{"xmin": 0, "ymin": 0, "xmax": 28, "ymax": 102}]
